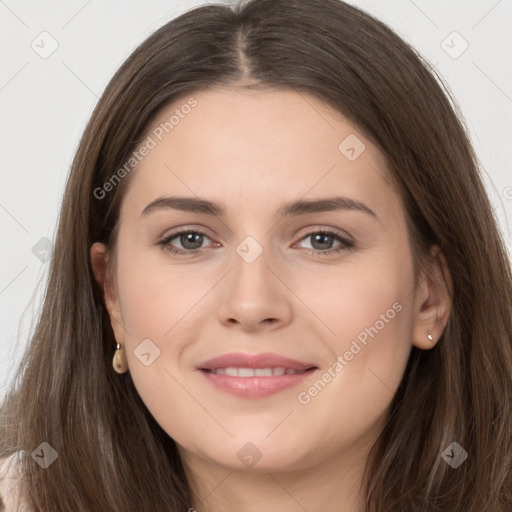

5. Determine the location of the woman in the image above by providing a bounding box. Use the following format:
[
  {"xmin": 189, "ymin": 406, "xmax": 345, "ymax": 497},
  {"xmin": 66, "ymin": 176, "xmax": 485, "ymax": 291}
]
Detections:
[{"xmin": 1, "ymin": 0, "xmax": 511, "ymax": 510}]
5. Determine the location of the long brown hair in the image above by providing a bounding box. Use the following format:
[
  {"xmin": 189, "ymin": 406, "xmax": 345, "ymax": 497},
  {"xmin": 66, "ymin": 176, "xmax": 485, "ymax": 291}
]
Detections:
[{"xmin": 1, "ymin": 0, "xmax": 511, "ymax": 510}]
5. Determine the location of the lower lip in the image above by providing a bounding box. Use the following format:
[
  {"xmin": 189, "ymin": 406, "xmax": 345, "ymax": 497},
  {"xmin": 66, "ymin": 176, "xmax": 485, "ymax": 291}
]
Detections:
[{"xmin": 200, "ymin": 368, "xmax": 317, "ymax": 399}]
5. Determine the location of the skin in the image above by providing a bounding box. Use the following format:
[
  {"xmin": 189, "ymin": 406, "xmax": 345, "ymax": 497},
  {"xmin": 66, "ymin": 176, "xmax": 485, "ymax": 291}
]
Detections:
[{"xmin": 91, "ymin": 87, "xmax": 452, "ymax": 512}]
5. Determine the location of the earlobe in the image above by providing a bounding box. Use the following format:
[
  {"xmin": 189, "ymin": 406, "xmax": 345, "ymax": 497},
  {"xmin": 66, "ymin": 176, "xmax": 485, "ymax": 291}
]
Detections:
[{"xmin": 411, "ymin": 244, "xmax": 453, "ymax": 350}]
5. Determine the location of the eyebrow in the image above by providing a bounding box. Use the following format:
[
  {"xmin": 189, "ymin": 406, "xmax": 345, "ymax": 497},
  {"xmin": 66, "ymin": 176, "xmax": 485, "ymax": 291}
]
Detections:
[{"xmin": 141, "ymin": 195, "xmax": 377, "ymax": 219}]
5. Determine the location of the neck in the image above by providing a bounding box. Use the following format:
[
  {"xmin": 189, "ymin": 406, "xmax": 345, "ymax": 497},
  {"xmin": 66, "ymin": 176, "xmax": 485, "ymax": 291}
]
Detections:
[{"xmin": 179, "ymin": 438, "xmax": 374, "ymax": 512}]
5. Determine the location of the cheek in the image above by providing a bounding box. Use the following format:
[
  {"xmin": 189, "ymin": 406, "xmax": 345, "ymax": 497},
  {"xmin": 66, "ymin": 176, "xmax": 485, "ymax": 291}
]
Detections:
[
  {"xmin": 112, "ymin": 241, "xmax": 213, "ymax": 418},
  {"xmin": 333, "ymin": 265, "xmax": 412, "ymax": 358},
  {"xmin": 298, "ymin": 248, "xmax": 415, "ymax": 429},
  {"xmin": 307, "ymin": 245, "xmax": 413, "ymax": 347},
  {"xmin": 114, "ymin": 241, "xmax": 197, "ymax": 339}
]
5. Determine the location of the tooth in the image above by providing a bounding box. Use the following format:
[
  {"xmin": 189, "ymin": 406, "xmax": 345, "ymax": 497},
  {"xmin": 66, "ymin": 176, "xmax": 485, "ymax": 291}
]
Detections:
[
  {"xmin": 215, "ymin": 367, "xmax": 297, "ymax": 377},
  {"xmin": 255, "ymin": 368, "xmax": 273, "ymax": 376}
]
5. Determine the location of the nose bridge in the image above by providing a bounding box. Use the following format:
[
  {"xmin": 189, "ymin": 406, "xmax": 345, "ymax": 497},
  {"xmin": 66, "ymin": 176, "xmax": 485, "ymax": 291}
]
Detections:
[
  {"xmin": 231, "ymin": 233, "xmax": 274, "ymax": 301},
  {"xmin": 216, "ymin": 232, "xmax": 293, "ymax": 329}
]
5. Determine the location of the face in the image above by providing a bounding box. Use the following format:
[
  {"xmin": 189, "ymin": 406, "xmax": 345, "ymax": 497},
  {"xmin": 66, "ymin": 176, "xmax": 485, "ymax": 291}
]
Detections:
[{"xmin": 93, "ymin": 87, "xmax": 444, "ymax": 477}]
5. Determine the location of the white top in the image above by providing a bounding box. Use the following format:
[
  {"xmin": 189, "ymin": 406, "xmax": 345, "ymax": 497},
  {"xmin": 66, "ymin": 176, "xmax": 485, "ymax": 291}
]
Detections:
[{"xmin": 0, "ymin": 452, "xmax": 28, "ymax": 511}]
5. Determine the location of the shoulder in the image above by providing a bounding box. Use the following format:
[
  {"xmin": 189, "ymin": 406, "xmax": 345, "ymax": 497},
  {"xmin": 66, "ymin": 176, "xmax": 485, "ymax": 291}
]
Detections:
[{"xmin": 0, "ymin": 452, "xmax": 29, "ymax": 511}]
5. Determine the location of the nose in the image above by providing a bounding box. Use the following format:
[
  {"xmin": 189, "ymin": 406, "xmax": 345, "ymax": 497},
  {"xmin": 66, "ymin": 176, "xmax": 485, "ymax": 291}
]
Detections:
[{"xmin": 216, "ymin": 242, "xmax": 293, "ymax": 332}]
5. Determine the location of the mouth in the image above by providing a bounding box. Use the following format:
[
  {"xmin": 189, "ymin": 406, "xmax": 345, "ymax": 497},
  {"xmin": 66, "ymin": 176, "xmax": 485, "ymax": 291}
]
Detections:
[
  {"xmin": 201, "ymin": 366, "xmax": 315, "ymax": 376},
  {"xmin": 197, "ymin": 352, "xmax": 318, "ymax": 399}
]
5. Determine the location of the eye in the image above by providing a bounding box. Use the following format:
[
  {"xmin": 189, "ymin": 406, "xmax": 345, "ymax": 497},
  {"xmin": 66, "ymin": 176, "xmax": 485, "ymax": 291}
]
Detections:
[
  {"xmin": 295, "ymin": 230, "xmax": 355, "ymax": 255},
  {"xmin": 156, "ymin": 228, "xmax": 356, "ymax": 256},
  {"xmin": 157, "ymin": 228, "xmax": 216, "ymax": 256}
]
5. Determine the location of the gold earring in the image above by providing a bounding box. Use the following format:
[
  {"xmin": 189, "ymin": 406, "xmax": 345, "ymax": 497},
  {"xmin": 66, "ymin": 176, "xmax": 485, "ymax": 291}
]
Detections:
[
  {"xmin": 113, "ymin": 342, "xmax": 128, "ymax": 374},
  {"xmin": 427, "ymin": 333, "xmax": 434, "ymax": 342}
]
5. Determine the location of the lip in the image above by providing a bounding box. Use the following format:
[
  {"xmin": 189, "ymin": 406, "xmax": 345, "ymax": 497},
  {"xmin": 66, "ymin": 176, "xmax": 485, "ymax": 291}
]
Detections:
[
  {"xmin": 197, "ymin": 351, "xmax": 318, "ymax": 399},
  {"xmin": 197, "ymin": 351, "xmax": 316, "ymax": 372}
]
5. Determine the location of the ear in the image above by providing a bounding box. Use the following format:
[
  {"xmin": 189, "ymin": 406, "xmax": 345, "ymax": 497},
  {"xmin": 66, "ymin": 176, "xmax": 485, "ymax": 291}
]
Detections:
[
  {"xmin": 411, "ymin": 244, "xmax": 453, "ymax": 349},
  {"xmin": 90, "ymin": 242, "xmax": 126, "ymax": 344}
]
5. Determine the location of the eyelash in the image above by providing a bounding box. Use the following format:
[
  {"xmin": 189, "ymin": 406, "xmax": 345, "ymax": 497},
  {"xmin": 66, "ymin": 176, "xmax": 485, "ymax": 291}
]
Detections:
[{"xmin": 156, "ymin": 228, "xmax": 356, "ymax": 257}]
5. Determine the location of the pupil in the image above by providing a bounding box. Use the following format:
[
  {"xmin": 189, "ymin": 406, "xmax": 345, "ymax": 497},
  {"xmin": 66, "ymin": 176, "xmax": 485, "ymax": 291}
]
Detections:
[
  {"xmin": 312, "ymin": 234, "xmax": 332, "ymax": 250},
  {"xmin": 182, "ymin": 233, "xmax": 202, "ymax": 250}
]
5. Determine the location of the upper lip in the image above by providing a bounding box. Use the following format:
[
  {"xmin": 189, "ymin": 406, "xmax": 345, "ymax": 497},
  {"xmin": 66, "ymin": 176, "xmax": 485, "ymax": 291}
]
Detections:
[{"xmin": 197, "ymin": 352, "xmax": 317, "ymax": 371}]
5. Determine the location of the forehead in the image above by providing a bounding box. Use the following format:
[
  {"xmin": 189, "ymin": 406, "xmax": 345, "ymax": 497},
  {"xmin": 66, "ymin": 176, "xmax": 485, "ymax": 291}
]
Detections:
[{"xmin": 120, "ymin": 87, "xmax": 400, "ymax": 222}]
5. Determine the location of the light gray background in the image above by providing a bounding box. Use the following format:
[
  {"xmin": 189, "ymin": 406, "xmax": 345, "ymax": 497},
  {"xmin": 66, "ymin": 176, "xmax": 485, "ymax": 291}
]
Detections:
[{"xmin": 1, "ymin": 0, "xmax": 511, "ymax": 400}]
